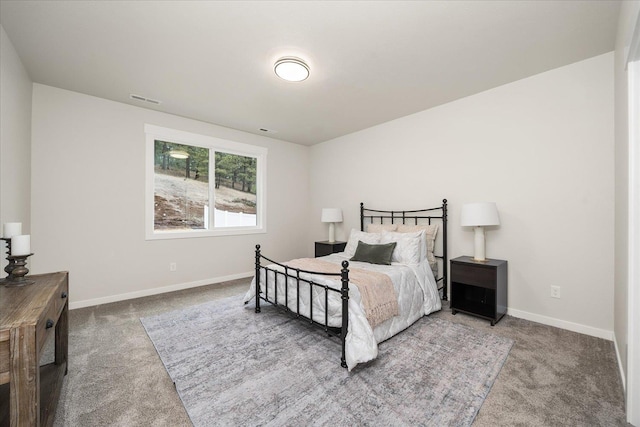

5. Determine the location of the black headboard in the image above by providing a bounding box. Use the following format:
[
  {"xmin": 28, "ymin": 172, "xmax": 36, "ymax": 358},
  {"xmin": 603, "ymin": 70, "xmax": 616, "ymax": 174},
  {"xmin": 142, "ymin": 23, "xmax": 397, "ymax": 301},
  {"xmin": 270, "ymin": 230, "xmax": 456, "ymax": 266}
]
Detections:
[{"xmin": 359, "ymin": 199, "xmax": 448, "ymax": 301}]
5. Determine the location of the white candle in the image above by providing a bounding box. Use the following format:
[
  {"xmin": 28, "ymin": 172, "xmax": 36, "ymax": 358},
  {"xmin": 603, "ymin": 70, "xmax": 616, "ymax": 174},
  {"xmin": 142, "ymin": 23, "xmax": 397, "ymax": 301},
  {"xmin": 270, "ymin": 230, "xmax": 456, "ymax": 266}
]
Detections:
[
  {"xmin": 11, "ymin": 235, "xmax": 30, "ymax": 256},
  {"xmin": 3, "ymin": 222, "xmax": 22, "ymax": 239}
]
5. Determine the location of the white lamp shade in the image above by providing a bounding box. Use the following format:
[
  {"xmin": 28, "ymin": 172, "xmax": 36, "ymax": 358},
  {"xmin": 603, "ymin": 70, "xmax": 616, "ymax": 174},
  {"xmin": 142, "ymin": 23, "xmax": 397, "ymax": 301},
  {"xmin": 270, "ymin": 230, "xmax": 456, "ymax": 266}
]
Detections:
[
  {"xmin": 321, "ymin": 208, "xmax": 343, "ymax": 223},
  {"xmin": 461, "ymin": 202, "xmax": 500, "ymax": 226}
]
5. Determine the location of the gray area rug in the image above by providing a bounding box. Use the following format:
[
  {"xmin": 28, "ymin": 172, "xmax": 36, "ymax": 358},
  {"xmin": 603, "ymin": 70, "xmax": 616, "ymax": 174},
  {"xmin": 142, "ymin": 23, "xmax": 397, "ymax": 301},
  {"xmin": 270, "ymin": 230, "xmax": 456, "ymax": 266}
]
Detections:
[{"xmin": 141, "ymin": 295, "xmax": 514, "ymax": 427}]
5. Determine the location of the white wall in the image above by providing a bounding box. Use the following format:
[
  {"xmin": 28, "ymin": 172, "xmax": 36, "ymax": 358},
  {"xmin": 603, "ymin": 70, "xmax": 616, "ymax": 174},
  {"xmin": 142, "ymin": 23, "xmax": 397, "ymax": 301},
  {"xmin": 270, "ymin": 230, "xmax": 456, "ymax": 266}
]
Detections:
[
  {"xmin": 31, "ymin": 84, "xmax": 311, "ymax": 306},
  {"xmin": 310, "ymin": 53, "xmax": 614, "ymax": 337},
  {"xmin": 0, "ymin": 25, "xmax": 32, "ymax": 254}
]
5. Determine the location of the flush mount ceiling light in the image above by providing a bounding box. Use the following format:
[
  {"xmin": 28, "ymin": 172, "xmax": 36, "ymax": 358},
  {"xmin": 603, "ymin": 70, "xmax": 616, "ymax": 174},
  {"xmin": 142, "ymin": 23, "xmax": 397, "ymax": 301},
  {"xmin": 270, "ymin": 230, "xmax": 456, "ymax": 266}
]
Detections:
[
  {"xmin": 168, "ymin": 150, "xmax": 189, "ymax": 159},
  {"xmin": 274, "ymin": 57, "xmax": 310, "ymax": 82}
]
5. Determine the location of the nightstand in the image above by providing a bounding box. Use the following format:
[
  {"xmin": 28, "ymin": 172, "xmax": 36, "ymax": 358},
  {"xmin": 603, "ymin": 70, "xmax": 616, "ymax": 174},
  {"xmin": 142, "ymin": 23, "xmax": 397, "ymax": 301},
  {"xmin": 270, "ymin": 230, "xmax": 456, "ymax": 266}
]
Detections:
[
  {"xmin": 315, "ymin": 241, "xmax": 347, "ymax": 257},
  {"xmin": 450, "ymin": 256, "xmax": 507, "ymax": 326}
]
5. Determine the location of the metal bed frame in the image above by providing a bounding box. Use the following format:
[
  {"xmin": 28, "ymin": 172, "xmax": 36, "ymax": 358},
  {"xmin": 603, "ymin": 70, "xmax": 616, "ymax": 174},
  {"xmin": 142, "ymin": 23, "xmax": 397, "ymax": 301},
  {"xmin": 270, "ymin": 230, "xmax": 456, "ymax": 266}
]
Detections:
[
  {"xmin": 360, "ymin": 200, "xmax": 449, "ymax": 301},
  {"xmin": 253, "ymin": 199, "xmax": 448, "ymax": 368}
]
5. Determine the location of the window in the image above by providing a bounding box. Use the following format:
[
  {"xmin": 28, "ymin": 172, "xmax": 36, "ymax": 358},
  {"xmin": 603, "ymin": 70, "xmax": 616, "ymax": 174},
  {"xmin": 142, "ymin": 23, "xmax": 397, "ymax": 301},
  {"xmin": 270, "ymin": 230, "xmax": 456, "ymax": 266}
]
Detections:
[{"xmin": 145, "ymin": 124, "xmax": 267, "ymax": 239}]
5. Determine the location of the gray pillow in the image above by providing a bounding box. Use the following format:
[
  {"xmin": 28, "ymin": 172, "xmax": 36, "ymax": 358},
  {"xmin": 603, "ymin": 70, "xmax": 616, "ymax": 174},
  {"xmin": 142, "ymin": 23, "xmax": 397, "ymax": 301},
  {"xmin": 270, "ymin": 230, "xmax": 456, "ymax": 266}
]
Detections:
[{"xmin": 350, "ymin": 241, "xmax": 397, "ymax": 265}]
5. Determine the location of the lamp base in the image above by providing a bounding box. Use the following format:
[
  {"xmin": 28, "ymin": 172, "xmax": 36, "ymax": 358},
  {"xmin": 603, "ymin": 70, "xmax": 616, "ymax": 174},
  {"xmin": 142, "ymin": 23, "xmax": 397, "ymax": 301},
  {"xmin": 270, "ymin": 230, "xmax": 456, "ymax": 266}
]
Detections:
[
  {"xmin": 473, "ymin": 226, "xmax": 486, "ymax": 262},
  {"xmin": 328, "ymin": 223, "xmax": 336, "ymax": 243}
]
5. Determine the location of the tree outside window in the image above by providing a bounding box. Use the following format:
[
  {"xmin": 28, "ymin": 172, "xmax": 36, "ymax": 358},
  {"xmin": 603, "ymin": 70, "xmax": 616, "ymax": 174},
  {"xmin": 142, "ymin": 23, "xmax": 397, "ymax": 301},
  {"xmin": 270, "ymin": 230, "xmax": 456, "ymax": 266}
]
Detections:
[{"xmin": 146, "ymin": 125, "xmax": 266, "ymax": 239}]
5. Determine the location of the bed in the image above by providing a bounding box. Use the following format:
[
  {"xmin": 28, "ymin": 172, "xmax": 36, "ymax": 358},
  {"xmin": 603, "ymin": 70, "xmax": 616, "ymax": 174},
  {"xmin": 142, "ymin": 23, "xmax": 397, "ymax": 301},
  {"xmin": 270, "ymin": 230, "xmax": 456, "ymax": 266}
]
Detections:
[{"xmin": 243, "ymin": 200, "xmax": 448, "ymax": 370}]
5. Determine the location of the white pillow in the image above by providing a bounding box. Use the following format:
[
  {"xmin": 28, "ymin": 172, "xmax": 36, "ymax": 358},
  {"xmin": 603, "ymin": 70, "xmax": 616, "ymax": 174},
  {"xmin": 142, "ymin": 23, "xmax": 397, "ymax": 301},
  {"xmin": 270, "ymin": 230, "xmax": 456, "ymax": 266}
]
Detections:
[
  {"xmin": 380, "ymin": 231, "xmax": 423, "ymax": 265},
  {"xmin": 344, "ymin": 229, "xmax": 381, "ymax": 258},
  {"xmin": 366, "ymin": 223, "xmax": 398, "ymax": 233},
  {"xmin": 396, "ymin": 224, "xmax": 439, "ymax": 268}
]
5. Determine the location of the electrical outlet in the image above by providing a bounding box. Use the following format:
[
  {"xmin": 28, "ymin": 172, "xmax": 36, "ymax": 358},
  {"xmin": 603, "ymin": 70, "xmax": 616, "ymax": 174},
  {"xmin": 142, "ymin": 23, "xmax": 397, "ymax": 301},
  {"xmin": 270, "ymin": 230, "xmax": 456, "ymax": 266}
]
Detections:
[
  {"xmin": 550, "ymin": 285, "xmax": 561, "ymax": 299},
  {"xmin": 169, "ymin": 262, "xmax": 177, "ymax": 272}
]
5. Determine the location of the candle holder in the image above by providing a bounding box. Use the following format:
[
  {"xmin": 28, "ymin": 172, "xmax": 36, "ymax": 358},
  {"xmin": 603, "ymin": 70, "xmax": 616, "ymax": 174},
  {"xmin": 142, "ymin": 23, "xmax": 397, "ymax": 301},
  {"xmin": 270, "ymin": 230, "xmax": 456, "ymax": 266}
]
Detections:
[
  {"xmin": 1, "ymin": 253, "xmax": 34, "ymax": 287},
  {"xmin": 0, "ymin": 237, "xmax": 18, "ymax": 281}
]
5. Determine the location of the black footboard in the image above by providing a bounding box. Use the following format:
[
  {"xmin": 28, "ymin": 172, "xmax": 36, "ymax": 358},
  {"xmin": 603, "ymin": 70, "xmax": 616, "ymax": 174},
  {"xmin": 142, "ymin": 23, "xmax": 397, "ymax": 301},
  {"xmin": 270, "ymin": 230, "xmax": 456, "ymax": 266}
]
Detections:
[{"xmin": 254, "ymin": 244, "xmax": 350, "ymax": 368}]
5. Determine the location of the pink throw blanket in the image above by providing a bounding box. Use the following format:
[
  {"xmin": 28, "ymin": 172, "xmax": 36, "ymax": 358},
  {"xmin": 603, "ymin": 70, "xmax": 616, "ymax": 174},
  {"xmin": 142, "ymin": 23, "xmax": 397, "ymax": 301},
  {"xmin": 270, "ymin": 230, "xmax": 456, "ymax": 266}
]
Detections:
[{"xmin": 284, "ymin": 258, "xmax": 398, "ymax": 329}]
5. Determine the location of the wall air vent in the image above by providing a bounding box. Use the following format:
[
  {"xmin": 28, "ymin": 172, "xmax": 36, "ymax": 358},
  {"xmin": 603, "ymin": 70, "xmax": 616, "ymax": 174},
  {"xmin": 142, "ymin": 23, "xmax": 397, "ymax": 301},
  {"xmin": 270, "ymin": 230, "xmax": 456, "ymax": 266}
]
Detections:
[{"xmin": 130, "ymin": 94, "xmax": 162, "ymax": 105}]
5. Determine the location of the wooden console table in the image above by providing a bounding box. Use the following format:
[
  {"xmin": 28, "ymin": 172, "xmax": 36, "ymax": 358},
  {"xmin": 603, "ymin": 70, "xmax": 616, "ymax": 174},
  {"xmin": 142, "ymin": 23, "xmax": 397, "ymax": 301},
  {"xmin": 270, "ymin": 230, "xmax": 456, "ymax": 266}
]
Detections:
[{"xmin": 0, "ymin": 272, "xmax": 69, "ymax": 426}]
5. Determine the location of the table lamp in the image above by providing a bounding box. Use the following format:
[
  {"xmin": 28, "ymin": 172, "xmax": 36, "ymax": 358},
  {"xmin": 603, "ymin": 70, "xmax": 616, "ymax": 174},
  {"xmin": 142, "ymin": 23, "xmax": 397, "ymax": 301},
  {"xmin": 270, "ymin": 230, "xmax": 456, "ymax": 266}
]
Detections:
[
  {"xmin": 461, "ymin": 202, "xmax": 500, "ymax": 261},
  {"xmin": 321, "ymin": 208, "xmax": 343, "ymax": 243}
]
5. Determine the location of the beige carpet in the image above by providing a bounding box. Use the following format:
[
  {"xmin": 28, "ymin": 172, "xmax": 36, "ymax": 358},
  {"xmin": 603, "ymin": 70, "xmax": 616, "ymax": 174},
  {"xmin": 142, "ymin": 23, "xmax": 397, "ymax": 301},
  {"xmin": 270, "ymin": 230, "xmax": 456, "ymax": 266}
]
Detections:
[{"xmin": 52, "ymin": 278, "xmax": 629, "ymax": 426}]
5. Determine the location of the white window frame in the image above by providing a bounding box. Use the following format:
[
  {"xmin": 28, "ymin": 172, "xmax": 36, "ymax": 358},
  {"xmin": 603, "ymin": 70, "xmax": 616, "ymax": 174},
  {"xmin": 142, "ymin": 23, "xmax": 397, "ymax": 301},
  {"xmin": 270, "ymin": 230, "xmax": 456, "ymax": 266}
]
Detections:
[{"xmin": 145, "ymin": 124, "xmax": 267, "ymax": 240}]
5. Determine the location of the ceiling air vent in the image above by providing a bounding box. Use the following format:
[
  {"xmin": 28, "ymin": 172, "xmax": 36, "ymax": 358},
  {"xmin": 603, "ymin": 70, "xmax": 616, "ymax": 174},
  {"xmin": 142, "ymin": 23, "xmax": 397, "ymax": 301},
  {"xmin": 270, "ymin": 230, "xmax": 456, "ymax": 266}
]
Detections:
[
  {"xmin": 130, "ymin": 94, "xmax": 162, "ymax": 105},
  {"xmin": 259, "ymin": 128, "xmax": 278, "ymax": 134}
]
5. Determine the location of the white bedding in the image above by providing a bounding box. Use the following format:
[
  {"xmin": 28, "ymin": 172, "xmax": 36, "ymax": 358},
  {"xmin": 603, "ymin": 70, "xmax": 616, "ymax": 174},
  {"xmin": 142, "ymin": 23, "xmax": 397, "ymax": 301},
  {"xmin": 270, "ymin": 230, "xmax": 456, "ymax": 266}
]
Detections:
[{"xmin": 243, "ymin": 252, "xmax": 442, "ymax": 370}]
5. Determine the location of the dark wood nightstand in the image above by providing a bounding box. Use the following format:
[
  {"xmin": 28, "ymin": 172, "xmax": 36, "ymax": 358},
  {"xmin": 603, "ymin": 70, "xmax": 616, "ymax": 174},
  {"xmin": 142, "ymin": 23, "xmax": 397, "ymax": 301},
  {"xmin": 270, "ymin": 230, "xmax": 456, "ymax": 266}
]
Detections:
[
  {"xmin": 450, "ymin": 256, "xmax": 507, "ymax": 326},
  {"xmin": 315, "ymin": 241, "xmax": 347, "ymax": 257}
]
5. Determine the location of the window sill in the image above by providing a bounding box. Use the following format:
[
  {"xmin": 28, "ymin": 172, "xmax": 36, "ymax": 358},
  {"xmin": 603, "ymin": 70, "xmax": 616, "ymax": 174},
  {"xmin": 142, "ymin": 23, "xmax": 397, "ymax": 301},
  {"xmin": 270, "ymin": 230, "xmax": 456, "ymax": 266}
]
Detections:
[{"xmin": 146, "ymin": 226, "xmax": 266, "ymax": 240}]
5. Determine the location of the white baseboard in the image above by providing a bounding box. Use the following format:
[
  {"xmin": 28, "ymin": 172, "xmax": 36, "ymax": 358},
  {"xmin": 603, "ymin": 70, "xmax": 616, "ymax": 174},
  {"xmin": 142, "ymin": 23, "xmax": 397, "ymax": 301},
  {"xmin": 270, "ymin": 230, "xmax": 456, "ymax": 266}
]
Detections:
[
  {"xmin": 507, "ymin": 307, "xmax": 614, "ymax": 341},
  {"xmin": 613, "ymin": 334, "xmax": 627, "ymax": 392},
  {"xmin": 69, "ymin": 271, "xmax": 253, "ymax": 310}
]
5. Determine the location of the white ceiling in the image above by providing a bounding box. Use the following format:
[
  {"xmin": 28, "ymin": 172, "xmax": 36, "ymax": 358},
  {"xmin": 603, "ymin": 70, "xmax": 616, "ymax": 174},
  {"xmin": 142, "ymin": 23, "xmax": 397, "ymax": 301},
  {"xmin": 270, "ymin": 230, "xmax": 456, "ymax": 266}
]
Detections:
[{"xmin": 0, "ymin": 1, "xmax": 621, "ymax": 146}]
